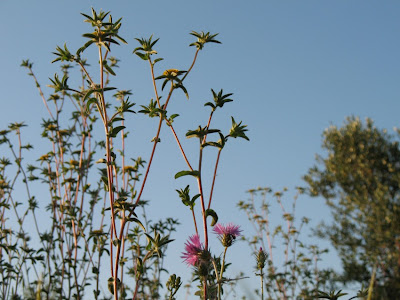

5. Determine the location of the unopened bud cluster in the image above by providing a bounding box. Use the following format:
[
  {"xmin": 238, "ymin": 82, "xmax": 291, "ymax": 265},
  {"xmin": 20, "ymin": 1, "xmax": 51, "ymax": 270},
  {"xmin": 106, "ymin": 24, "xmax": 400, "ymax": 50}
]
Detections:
[{"xmin": 255, "ymin": 247, "xmax": 268, "ymax": 270}]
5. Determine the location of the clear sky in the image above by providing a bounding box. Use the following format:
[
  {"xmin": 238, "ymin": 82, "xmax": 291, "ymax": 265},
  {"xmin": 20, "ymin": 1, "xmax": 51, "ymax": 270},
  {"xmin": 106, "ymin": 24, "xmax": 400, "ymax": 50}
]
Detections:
[{"xmin": 1, "ymin": 0, "xmax": 399, "ymax": 298}]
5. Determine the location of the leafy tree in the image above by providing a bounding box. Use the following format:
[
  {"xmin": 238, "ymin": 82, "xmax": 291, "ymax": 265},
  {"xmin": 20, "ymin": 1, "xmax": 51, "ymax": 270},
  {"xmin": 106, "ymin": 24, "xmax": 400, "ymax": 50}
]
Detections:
[{"xmin": 304, "ymin": 116, "xmax": 400, "ymax": 299}]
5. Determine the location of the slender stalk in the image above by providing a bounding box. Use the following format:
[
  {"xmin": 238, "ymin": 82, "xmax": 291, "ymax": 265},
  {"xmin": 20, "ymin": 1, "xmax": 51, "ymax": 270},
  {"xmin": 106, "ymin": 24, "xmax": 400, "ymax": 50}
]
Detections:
[
  {"xmin": 202, "ymin": 111, "xmax": 214, "ymax": 144},
  {"xmin": 166, "ymin": 122, "xmax": 198, "ymax": 232},
  {"xmin": 168, "ymin": 123, "xmax": 193, "ymax": 171},
  {"xmin": 367, "ymin": 264, "xmax": 377, "ymax": 300},
  {"xmin": 260, "ymin": 268, "xmax": 264, "ymax": 300},
  {"xmin": 97, "ymin": 42, "xmax": 119, "ymax": 300},
  {"xmin": 201, "ymin": 110, "xmax": 222, "ymax": 211},
  {"xmin": 98, "ymin": 46, "xmax": 117, "ymax": 237},
  {"xmin": 196, "ymin": 143, "xmax": 209, "ymax": 298},
  {"xmin": 208, "ymin": 149, "xmax": 221, "ymax": 209},
  {"xmin": 73, "ymin": 134, "xmax": 86, "ymax": 206},
  {"xmin": 191, "ymin": 209, "xmax": 199, "ymax": 235},
  {"xmin": 78, "ymin": 61, "xmax": 95, "ymax": 86},
  {"xmin": 28, "ymin": 67, "xmax": 55, "ymax": 120},
  {"xmin": 71, "ymin": 220, "xmax": 81, "ymax": 300},
  {"xmin": 218, "ymin": 247, "xmax": 228, "ymax": 300},
  {"xmin": 131, "ymin": 251, "xmax": 151, "ymax": 300},
  {"xmin": 120, "ymin": 84, "xmax": 174, "ymax": 299},
  {"xmin": 181, "ymin": 49, "xmax": 199, "ymax": 82},
  {"xmin": 211, "ymin": 258, "xmax": 220, "ymax": 299},
  {"xmin": 149, "ymin": 59, "xmax": 161, "ymax": 108},
  {"xmin": 197, "ymin": 148, "xmax": 208, "ymax": 248}
]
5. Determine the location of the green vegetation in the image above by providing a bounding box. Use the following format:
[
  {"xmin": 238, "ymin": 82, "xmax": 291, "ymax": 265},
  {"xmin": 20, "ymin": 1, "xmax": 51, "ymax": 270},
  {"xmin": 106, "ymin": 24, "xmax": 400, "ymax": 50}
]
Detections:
[
  {"xmin": 305, "ymin": 117, "xmax": 400, "ymax": 299},
  {"xmin": 0, "ymin": 7, "xmax": 398, "ymax": 300}
]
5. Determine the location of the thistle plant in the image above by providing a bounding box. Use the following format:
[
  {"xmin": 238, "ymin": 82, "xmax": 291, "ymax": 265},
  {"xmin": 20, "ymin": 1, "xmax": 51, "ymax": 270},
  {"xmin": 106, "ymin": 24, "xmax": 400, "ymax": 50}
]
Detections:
[
  {"xmin": 1, "ymin": 7, "xmax": 249, "ymax": 300},
  {"xmin": 212, "ymin": 223, "xmax": 242, "ymax": 299}
]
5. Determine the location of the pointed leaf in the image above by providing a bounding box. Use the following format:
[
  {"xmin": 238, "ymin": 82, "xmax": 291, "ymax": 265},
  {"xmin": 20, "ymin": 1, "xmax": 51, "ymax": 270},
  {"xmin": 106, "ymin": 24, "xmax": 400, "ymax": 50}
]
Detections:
[
  {"xmin": 174, "ymin": 170, "xmax": 200, "ymax": 179},
  {"xmin": 109, "ymin": 126, "xmax": 125, "ymax": 138},
  {"xmin": 205, "ymin": 209, "xmax": 218, "ymax": 226}
]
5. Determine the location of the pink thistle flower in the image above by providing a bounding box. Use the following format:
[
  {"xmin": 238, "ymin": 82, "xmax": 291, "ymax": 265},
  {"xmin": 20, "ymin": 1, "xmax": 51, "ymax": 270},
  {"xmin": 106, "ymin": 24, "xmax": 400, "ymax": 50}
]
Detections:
[
  {"xmin": 182, "ymin": 234, "xmax": 204, "ymax": 266},
  {"xmin": 213, "ymin": 223, "xmax": 242, "ymax": 247}
]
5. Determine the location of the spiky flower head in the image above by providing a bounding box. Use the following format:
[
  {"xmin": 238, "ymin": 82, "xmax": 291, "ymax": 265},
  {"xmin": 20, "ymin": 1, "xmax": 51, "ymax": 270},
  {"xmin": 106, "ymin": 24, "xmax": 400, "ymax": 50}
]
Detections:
[
  {"xmin": 213, "ymin": 223, "xmax": 242, "ymax": 248},
  {"xmin": 255, "ymin": 247, "xmax": 268, "ymax": 270},
  {"xmin": 197, "ymin": 261, "xmax": 211, "ymax": 278},
  {"xmin": 182, "ymin": 234, "xmax": 210, "ymax": 266}
]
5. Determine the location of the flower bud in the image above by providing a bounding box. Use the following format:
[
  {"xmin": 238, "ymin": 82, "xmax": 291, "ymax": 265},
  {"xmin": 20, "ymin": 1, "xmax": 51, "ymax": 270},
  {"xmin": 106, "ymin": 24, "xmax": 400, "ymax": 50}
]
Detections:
[{"xmin": 255, "ymin": 247, "xmax": 268, "ymax": 270}]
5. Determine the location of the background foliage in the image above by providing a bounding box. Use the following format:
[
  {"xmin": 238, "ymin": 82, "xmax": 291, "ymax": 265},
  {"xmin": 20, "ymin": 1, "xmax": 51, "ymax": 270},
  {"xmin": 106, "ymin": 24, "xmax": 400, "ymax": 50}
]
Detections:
[{"xmin": 305, "ymin": 117, "xmax": 400, "ymax": 299}]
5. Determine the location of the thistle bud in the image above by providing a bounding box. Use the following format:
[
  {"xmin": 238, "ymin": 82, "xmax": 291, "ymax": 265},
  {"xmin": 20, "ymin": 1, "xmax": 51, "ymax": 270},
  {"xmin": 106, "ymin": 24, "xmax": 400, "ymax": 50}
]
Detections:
[{"xmin": 255, "ymin": 247, "xmax": 268, "ymax": 270}]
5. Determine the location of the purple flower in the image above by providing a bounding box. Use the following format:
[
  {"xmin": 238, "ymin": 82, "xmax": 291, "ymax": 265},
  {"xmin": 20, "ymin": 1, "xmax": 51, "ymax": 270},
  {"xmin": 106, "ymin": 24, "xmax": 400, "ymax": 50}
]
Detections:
[
  {"xmin": 213, "ymin": 223, "xmax": 242, "ymax": 247},
  {"xmin": 182, "ymin": 234, "xmax": 204, "ymax": 266}
]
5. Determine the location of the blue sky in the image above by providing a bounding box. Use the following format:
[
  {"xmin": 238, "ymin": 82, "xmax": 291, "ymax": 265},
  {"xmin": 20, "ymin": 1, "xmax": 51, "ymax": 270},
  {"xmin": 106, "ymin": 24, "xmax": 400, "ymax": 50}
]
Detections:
[{"xmin": 1, "ymin": 0, "xmax": 399, "ymax": 298}]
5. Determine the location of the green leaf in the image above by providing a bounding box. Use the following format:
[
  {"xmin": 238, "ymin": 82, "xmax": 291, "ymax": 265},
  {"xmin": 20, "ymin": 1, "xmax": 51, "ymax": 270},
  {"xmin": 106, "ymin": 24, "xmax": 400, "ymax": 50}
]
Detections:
[
  {"xmin": 110, "ymin": 117, "xmax": 125, "ymax": 124},
  {"xmin": 229, "ymin": 117, "xmax": 249, "ymax": 141},
  {"xmin": 103, "ymin": 87, "xmax": 117, "ymax": 92},
  {"xmin": 83, "ymin": 89, "xmax": 98, "ymax": 102},
  {"xmin": 109, "ymin": 126, "xmax": 125, "ymax": 138},
  {"xmin": 204, "ymin": 101, "xmax": 215, "ymax": 109},
  {"xmin": 104, "ymin": 62, "xmax": 116, "ymax": 76},
  {"xmin": 175, "ymin": 83, "xmax": 189, "ymax": 99},
  {"xmin": 186, "ymin": 126, "xmax": 220, "ymax": 139},
  {"xmin": 108, "ymin": 277, "xmax": 115, "ymax": 295},
  {"xmin": 86, "ymin": 97, "xmax": 98, "ymax": 112},
  {"xmin": 205, "ymin": 209, "xmax": 218, "ymax": 226},
  {"xmin": 174, "ymin": 170, "xmax": 200, "ymax": 179},
  {"xmin": 202, "ymin": 141, "xmax": 222, "ymax": 149},
  {"xmin": 128, "ymin": 217, "xmax": 146, "ymax": 232},
  {"xmin": 101, "ymin": 176, "xmax": 109, "ymax": 190},
  {"xmin": 135, "ymin": 52, "xmax": 149, "ymax": 60}
]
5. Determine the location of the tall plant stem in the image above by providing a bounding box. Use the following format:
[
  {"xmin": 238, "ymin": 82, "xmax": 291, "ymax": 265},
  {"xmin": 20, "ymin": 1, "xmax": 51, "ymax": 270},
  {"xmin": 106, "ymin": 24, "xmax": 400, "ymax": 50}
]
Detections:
[
  {"xmin": 201, "ymin": 110, "xmax": 222, "ymax": 211},
  {"xmin": 149, "ymin": 60, "xmax": 161, "ymax": 108},
  {"xmin": 181, "ymin": 49, "xmax": 199, "ymax": 82},
  {"xmin": 260, "ymin": 268, "xmax": 264, "ymax": 300},
  {"xmin": 168, "ymin": 123, "xmax": 193, "ymax": 171},
  {"xmin": 28, "ymin": 67, "xmax": 55, "ymax": 120},
  {"xmin": 202, "ymin": 111, "xmax": 214, "ymax": 144},
  {"xmin": 78, "ymin": 62, "xmax": 95, "ymax": 86},
  {"xmin": 217, "ymin": 247, "xmax": 228, "ymax": 300},
  {"xmin": 131, "ymin": 251, "xmax": 151, "ymax": 300},
  {"xmin": 115, "ymin": 115, "xmax": 163, "ymax": 288},
  {"xmin": 197, "ymin": 147, "xmax": 208, "ymax": 248},
  {"xmin": 167, "ymin": 117, "xmax": 207, "ymax": 233},
  {"xmin": 71, "ymin": 220, "xmax": 81, "ymax": 300},
  {"xmin": 196, "ymin": 145, "xmax": 209, "ymax": 298},
  {"xmin": 167, "ymin": 122, "xmax": 198, "ymax": 232},
  {"xmin": 98, "ymin": 44, "xmax": 119, "ymax": 300},
  {"xmin": 117, "ymin": 84, "xmax": 175, "ymax": 300},
  {"xmin": 208, "ymin": 149, "xmax": 221, "ymax": 209},
  {"xmin": 191, "ymin": 209, "xmax": 199, "ymax": 235},
  {"xmin": 98, "ymin": 46, "xmax": 116, "ymax": 236},
  {"xmin": 73, "ymin": 134, "xmax": 86, "ymax": 207},
  {"xmin": 211, "ymin": 259, "xmax": 220, "ymax": 299}
]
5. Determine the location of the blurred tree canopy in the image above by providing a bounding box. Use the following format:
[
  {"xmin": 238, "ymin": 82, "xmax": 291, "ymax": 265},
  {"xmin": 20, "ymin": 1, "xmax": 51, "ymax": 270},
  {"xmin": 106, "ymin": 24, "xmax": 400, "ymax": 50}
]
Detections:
[{"xmin": 304, "ymin": 116, "xmax": 400, "ymax": 299}]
